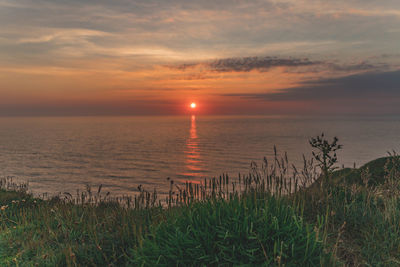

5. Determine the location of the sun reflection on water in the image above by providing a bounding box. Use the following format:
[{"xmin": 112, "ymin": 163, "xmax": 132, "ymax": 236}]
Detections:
[{"xmin": 181, "ymin": 115, "xmax": 204, "ymax": 180}]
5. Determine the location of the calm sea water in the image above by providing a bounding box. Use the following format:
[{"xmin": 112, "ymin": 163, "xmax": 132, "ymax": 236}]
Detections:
[{"xmin": 0, "ymin": 115, "xmax": 399, "ymax": 196}]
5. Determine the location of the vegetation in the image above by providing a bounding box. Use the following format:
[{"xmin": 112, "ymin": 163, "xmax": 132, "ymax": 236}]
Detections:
[
  {"xmin": 132, "ymin": 195, "xmax": 330, "ymax": 266},
  {"xmin": 309, "ymin": 133, "xmax": 342, "ymax": 187},
  {"xmin": 0, "ymin": 135, "xmax": 399, "ymax": 266}
]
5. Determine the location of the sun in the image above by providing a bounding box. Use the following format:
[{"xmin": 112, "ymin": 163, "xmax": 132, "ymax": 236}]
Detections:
[{"xmin": 190, "ymin": 102, "xmax": 196, "ymax": 109}]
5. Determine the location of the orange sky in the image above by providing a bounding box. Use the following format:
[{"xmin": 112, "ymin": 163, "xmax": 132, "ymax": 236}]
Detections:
[{"xmin": 1, "ymin": 0, "xmax": 400, "ymax": 115}]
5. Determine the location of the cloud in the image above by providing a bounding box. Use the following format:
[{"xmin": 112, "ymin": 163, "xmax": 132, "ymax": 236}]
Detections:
[
  {"xmin": 2, "ymin": 0, "xmax": 400, "ymax": 63},
  {"xmin": 208, "ymin": 57, "xmax": 319, "ymax": 72},
  {"xmin": 223, "ymin": 70, "xmax": 400, "ymax": 101},
  {"xmin": 325, "ymin": 62, "xmax": 389, "ymax": 72},
  {"xmin": 285, "ymin": 60, "xmax": 391, "ymax": 74},
  {"xmin": 171, "ymin": 56, "xmax": 320, "ymax": 72},
  {"xmin": 170, "ymin": 56, "xmax": 389, "ymax": 76},
  {"xmin": 17, "ymin": 29, "xmax": 110, "ymax": 44}
]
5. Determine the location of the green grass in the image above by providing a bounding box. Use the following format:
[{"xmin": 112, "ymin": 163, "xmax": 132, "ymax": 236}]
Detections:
[
  {"xmin": 132, "ymin": 194, "xmax": 330, "ymax": 266},
  {"xmin": 0, "ymin": 153, "xmax": 399, "ymax": 266},
  {"xmin": 0, "ymin": 188, "xmax": 332, "ymax": 266}
]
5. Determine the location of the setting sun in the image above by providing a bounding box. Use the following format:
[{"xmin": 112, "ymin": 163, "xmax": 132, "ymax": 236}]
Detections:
[{"xmin": 190, "ymin": 102, "xmax": 196, "ymax": 109}]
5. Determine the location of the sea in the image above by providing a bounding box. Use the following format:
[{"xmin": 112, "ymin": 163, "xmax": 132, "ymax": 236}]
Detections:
[{"xmin": 0, "ymin": 115, "xmax": 399, "ymax": 197}]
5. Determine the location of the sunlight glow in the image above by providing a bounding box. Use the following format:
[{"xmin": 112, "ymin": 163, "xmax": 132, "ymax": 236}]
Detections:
[{"xmin": 190, "ymin": 102, "xmax": 196, "ymax": 109}]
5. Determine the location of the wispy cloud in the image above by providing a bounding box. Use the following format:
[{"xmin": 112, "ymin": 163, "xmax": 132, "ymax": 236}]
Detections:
[{"xmin": 17, "ymin": 29, "xmax": 110, "ymax": 44}]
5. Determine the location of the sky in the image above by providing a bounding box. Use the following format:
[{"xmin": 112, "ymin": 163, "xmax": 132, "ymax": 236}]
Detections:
[{"xmin": 1, "ymin": 0, "xmax": 400, "ymax": 116}]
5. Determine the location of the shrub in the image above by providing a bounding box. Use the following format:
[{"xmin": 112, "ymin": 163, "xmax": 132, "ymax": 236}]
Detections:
[{"xmin": 309, "ymin": 134, "xmax": 342, "ymax": 186}]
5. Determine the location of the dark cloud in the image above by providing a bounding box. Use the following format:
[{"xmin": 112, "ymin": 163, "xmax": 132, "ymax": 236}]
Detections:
[
  {"xmin": 172, "ymin": 56, "xmax": 319, "ymax": 72},
  {"xmin": 326, "ymin": 62, "xmax": 389, "ymax": 72},
  {"xmin": 282, "ymin": 60, "xmax": 387, "ymax": 74},
  {"xmin": 208, "ymin": 57, "xmax": 318, "ymax": 72},
  {"xmin": 224, "ymin": 70, "xmax": 400, "ymax": 101},
  {"xmin": 171, "ymin": 56, "xmax": 388, "ymax": 75}
]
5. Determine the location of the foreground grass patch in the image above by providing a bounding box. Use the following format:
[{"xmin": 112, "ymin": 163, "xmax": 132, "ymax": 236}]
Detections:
[
  {"xmin": 132, "ymin": 194, "xmax": 331, "ymax": 266},
  {"xmin": 0, "ymin": 191, "xmax": 332, "ymax": 266},
  {"xmin": 0, "ymin": 152, "xmax": 399, "ymax": 266}
]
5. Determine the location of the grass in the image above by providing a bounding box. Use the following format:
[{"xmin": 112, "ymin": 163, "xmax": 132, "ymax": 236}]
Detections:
[
  {"xmin": 0, "ymin": 150, "xmax": 399, "ymax": 266},
  {"xmin": 132, "ymin": 194, "xmax": 330, "ymax": 266}
]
